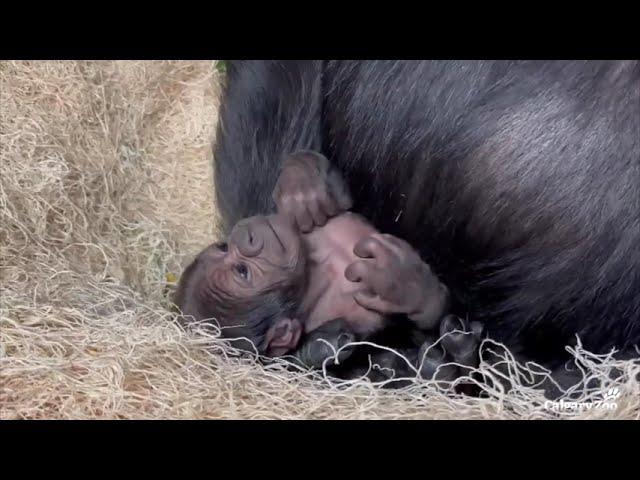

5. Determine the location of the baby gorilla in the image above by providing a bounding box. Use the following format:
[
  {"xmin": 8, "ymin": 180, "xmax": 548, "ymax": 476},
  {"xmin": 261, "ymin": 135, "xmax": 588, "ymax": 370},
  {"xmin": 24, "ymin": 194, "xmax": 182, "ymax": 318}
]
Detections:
[{"xmin": 175, "ymin": 151, "xmax": 482, "ymax": 383}]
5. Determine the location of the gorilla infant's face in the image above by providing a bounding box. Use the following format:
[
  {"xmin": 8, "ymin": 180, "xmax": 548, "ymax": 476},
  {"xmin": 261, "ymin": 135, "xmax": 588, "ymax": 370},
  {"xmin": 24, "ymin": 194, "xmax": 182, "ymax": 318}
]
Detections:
[
  {"xmin": 174, "ymin": 213, "xmax": 307, "ymax": 355},
  {"xmin": 201, "ymin": 214, "xmax": 305, "ymax": 298}
]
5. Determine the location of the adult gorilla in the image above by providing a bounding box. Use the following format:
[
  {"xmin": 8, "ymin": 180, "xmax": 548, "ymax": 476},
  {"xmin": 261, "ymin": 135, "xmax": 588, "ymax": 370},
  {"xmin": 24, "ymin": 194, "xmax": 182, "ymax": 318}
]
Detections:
[{"xmin": 212, "ymin": 60, "xmax": 639, "ymax": 375}]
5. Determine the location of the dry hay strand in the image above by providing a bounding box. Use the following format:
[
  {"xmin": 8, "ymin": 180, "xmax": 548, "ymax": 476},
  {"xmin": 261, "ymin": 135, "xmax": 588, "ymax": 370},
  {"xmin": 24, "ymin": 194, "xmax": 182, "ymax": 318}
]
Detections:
[{"xmin": 1, "ymin": 60, "xmax": 639, "ymax": 419}]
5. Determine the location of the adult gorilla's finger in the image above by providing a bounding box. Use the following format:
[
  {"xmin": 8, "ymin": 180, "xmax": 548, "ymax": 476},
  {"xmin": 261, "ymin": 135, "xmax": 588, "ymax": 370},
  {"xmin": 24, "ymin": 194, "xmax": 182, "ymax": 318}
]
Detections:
[
  {"xmin": 353, "ymin": 290, "xmax": 396, "ymax": 314},
  {"xmin": 353, "ymin": 235, "xmax": 392, "ymax": 261},
  {"xmin": 376, "ymin": 234, "xmax": 415, "ymax": 258},
  {"xmin": 346, "ymin": 261, "xmax": 395, "ymax": 297},
  {"xmin": 344, "ymin": 260, "xmax": 373, "ymax": 283}
]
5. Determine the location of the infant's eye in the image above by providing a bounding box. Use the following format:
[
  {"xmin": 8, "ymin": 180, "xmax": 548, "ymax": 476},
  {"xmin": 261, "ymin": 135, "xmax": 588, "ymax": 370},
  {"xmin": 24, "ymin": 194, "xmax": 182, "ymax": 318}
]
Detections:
[
  {"xmin": 216, "ymin": 242, "xmax": 228, "ymax": 252},
  {"xmin": 234, "ymin": 263, "xmax": 249, "ymax": 280}
]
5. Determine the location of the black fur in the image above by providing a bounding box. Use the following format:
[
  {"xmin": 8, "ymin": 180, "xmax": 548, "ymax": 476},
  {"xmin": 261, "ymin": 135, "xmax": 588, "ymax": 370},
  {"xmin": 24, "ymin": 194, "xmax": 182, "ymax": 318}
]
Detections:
[
  {"xmin": 215, "ymin": 60, "xmax": 324, "ymax": 231},
  {"xmin": 213, "ymin": 60, "xmax": 640, "ymax": 369}
]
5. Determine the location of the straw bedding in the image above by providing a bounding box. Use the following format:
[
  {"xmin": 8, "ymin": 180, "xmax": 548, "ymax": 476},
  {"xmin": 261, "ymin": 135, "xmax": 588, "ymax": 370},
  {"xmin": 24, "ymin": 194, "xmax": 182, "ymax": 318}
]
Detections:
[{"xmin": 1, "ymin": 60, "xmax": 638, "ymax": 419}]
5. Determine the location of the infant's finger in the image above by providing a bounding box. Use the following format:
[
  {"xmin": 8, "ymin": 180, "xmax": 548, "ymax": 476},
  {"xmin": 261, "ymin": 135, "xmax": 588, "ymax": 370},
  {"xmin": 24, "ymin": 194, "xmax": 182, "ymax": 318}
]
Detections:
[
  {"xmin": 318, "ymin": 189, "xmax": 340, "ymax": 217},
  {"xmin": 291, "ymin": 199, "xmax": 314, "ymax": 233},
  {"xmin": 307, "ymin": 198, "xmax": 328, "ymax": 227}
]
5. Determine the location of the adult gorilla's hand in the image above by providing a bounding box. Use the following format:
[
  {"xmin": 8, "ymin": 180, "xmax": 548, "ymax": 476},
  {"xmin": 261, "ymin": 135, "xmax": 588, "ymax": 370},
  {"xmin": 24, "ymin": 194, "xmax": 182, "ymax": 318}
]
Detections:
[
  {"xmin": 272, "ymin": 150, "xmax": 352, "ymax": 233},
  {"xmin": 345, "ymin": 234, "xmax": 450, "ymax": 330}
]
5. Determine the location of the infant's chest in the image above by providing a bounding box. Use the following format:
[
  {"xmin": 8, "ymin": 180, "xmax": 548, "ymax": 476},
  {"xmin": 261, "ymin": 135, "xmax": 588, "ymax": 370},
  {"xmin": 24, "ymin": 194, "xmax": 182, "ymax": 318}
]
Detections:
[{"xmin": 305, "ymin": 216, "xmax": 384, "ymax": 335}]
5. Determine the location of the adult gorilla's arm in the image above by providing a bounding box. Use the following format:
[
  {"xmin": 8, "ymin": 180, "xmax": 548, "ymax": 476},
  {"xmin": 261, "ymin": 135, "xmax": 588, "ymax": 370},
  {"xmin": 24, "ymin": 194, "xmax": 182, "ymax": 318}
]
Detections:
[{"xmin": 213, "ymin": 60, "xmax": 324, "ymax": 233}]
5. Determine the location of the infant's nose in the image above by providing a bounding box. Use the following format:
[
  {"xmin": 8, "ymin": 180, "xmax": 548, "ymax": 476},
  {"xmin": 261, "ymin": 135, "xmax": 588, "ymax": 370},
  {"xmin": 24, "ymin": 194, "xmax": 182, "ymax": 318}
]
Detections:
[{"xmin": 232, "ymin": 222, "xmax": 263, "ymax": 257}]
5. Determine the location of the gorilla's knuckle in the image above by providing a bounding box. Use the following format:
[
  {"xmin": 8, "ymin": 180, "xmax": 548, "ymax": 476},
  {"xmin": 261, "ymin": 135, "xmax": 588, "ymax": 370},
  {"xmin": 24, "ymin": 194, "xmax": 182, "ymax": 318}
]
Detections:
[
  {"xmin": 307, "ymin": 190, "xmax": 320, "ymax": 203},
  {"xmin": 293, "ymin": 192, "xmax": 306, "ymax": 205}
]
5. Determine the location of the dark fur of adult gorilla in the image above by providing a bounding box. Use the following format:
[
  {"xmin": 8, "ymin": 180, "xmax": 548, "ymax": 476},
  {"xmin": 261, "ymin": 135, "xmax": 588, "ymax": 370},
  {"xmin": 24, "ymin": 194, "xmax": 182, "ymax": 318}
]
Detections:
[{"xmin": 213, "ymin": 60, "xmax": 639, "ymax": 378}]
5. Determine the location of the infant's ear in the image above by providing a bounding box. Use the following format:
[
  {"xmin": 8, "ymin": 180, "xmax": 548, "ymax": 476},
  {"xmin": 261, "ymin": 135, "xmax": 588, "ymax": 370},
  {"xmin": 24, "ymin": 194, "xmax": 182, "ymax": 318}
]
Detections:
[{"xmin": 265, "ymin": 318, "xmax": 303, "ymax": 356}]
